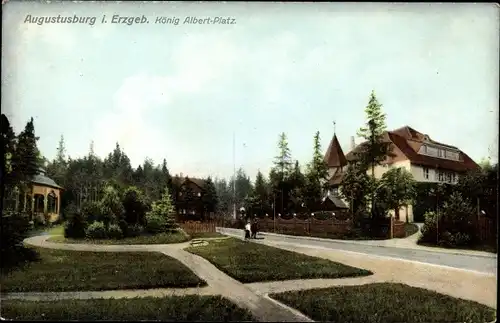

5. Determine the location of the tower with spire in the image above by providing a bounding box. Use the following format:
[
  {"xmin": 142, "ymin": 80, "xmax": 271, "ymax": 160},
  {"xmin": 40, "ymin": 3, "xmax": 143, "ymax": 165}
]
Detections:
[{"xmin": 323, "ymin": 121, "xmax": 348, "ymax": 193}]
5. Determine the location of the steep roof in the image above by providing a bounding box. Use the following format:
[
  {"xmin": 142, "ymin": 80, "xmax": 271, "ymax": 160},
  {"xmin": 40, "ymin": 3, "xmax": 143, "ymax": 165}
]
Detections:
[
  {"xmin": 31, "ymin": 174, "xmax": 63, "ymax": 189},
  {"xmin": 324, "ymin": 134, "xmax": 348, "ymax": 167},
  {"xmin": 321, "ymin": 194, "xmax": 349, "ymax": 209},
  {"xmin": 173, "ymin": 176, "xmax": 206, "ymax": 188},
  {"xmin": 345, "ymin": 126, "xmax": 479, "ymax": 172}
]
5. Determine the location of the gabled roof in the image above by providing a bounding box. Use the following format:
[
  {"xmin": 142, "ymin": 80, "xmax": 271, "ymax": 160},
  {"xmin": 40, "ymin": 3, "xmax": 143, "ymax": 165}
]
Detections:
[
  {"xmin": 173, "ymin": 176, "xmax": 206, "ymax": 189},
  {"xmin": 324, "ymin": 134, "xmax": 347, "ymax": 167},
  {"xmin": 345, "ymin": 126, "xmax": 479, "ymax": 172},
  {"xmin": 322, "ymin": 194, "xmax": 349, "ymax": 209}
]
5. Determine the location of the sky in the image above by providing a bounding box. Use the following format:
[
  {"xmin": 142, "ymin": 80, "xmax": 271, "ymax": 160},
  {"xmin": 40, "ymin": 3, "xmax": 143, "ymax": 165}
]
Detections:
[{"xmin": 2, "ymin": 2, "xmax": 499, "ymax": 181}]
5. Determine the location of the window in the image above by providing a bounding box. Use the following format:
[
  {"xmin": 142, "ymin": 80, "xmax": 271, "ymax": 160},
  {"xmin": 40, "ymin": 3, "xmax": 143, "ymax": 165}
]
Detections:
[
  {"xmin": 452, "ymin": 173, "xmax": 456, "ymax": 183},
  {"xmin": 438, "ymin": 171, "xmax": 444, "ymax": 182},
  {"xmin": 423, "ymin": 145, "xmax": 428, "ymax": 154},
  {"xmin": 179, "ymin": 192, "xmax": 183, "ymax": 196},
  {"xmin": 47, "ymin": 191, "xmax": 58, "ymax": 213},
  {"xmin": 438, "ymin": 149, "xmax": 443, "ymax": 158},
  {"xmin": 446, "ymin": 172, "xmax": 452, "ymax": 183},
  {"xmin": 197, "ymin": 192, "xmax": 201, "ymax": 197},
  {"xmin": 332, "ymin": 188, "xmax": 339, "ymax": 196},
  {"xmin": 34, "ymin": 194, "xmax": 45, "ymax": 213},
  {"xmin": 423, "ymin": 167, "xmax": 429, "ymax": 179}
]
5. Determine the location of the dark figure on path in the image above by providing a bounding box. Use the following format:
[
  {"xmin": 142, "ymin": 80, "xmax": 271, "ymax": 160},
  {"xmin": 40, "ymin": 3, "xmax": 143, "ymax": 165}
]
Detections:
[
  {"xmin": 244, "ymin": 220, "xmax": 251, "ymax": 241},
  {"xmin": 251, "ymin": 218, "xmax": 259, "ymax": 239}
]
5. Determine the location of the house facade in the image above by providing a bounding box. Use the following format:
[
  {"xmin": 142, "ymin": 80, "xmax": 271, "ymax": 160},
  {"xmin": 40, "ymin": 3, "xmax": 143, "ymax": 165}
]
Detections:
[
  {"xmin": 324, "ymin": 126, "xmax": 479, "ymax": 222},
  {"xmin": 173, "ymin": 176, "xmax": 206, "ymax": 221}
]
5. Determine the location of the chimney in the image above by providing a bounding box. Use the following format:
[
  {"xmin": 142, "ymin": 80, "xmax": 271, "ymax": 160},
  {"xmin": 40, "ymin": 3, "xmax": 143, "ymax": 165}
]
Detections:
[
  {"xmin": 180, "ymin": 172, "xmax": 184, "ymax": 178},
  {"xmin": 350, "ymin": 136, "xmax": 356, "ymax": 151}
]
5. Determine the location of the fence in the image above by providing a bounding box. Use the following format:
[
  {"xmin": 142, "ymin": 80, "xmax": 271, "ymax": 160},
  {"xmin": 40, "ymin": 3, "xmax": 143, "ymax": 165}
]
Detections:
[
  {"xmin": 393, "ymin": 220, "xmax": 406, "ymax": 238},
  {"xmin": 180, "ymin": 220, "xmax": 222, "ymax": 234},
  {"xmin": 477, "ymin": 215, "xmax": 496, "ymax": 244},
  {"xmin": 184, "ymin": 215, "xmax": 406, "ymax": 239},
  {"xmin": 255, "ymin": 216, "xmax": 352, "ymax": 237}
]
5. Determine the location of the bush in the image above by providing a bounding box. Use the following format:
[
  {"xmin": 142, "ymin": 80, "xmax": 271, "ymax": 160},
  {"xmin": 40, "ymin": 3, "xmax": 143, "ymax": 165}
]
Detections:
[
  {"xmin": 1, "ymin": 212, "xmax": 39, "ymax": 271},
  {"xmin": 419, "ymin": 211, "xmax": 438, "ymax": 243},
  {"xmin": 64, "ymin": 211, "xmax": 87, "ymax": 239},
  {"xmin": 100, "ymin": 185, "xmax": 124, "ymax": 226},
  {"xmin": 145, "ymin": 214, "xmax": 167, "ymax": 234},
  {"xmin": 61, "ymin": 203, "xmax": 78, "ymax": 222},
  {"xmin": 81, "ymin": 201, "xmax": 102, "ymax": 224},
  {"xmin": 143, "ymin": 187, "xmax": 178, "ymax": 235},
  {"xmin": 419, "ymin": 193, "xmax": 478, "ymax": 248},
  {"xmin": 122, "ymin": 186, "xmax": 149, "ymax": 225},
  {"xmin": 107, "ymin": 224, "xmax": 124, "ymax": 239},
  {"xmin": 85, "ymin": 221, "xmax": 107, "ymax": 240},
  {"xmin": 126, "ymin": 224, "xmax": 144, "ymax": 237}
]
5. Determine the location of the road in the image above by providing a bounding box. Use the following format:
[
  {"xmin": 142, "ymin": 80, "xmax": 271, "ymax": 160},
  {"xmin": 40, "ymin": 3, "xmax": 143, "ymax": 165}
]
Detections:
[{"xmin": 218, "ymin": 228, "xmax": 497, "ymax": 275}]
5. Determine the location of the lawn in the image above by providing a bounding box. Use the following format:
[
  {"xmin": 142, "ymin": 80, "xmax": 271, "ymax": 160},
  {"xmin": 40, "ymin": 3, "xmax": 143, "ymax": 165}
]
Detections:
[
  {"xmin": 1, "ymin": 296, "xmax": 256, "ymax": 321},
  {"xmin": 0, "ymin": 247, "xmax": 205, "ymax": 292},
  {"xmin": 47, "ymin": 230, "xmax": 190, "ymax": 245},
  {"xmin": 185, "ymin": 238, "xmax": 372, "ymax": 283},
  {"xmin": 270, "ymin": 283, "xmax": 496, "ymax": 323}
]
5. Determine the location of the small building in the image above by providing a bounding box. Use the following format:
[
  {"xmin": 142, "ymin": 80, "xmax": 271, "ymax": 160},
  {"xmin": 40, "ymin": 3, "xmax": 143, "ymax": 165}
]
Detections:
[{"xmin": 9, "ymin": 168, "xmax": 63, "ymax": 223}]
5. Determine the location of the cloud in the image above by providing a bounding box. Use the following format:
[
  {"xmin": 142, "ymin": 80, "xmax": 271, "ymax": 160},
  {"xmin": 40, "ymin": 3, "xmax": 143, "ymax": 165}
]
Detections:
[{"xmin": 92, "ymin": 31, "xmax": 244, "ymax": 168}]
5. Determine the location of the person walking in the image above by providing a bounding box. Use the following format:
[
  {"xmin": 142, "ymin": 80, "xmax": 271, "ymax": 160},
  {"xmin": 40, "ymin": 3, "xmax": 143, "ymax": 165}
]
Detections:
[
  {"xmin": 244, "ymin": 220, "xmax": 251, "ymax": 241},
  {"xmin": 251, "ymin": 218, "xmax": 259, "ymax": 239}
]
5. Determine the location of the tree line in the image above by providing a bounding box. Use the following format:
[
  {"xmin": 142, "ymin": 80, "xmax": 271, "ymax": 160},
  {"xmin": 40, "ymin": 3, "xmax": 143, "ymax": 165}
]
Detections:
[{"xmin": 0, "ymin": 113, "xmax": 218, "ymax": 218}]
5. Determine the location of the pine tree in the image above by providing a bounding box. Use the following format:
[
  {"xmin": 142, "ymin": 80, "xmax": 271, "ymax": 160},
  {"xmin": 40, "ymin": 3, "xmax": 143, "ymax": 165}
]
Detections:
[
  {"xmin": 289, "ymin": 160, "xmax": 306, "ymax": 210},
  {"xmin": 12, "ymin": 117, "xmax": 41, "ymax": 185},
  {"xmin": 356, "ymin": 91, "xmax": 392, "ymax": 216},
  {"xmin": 161, "ymin": 158, "xmax": 173, "ymax": 196},
  {"xmin": 56, "ymin": 135, "xmax": 66, "ymax": 165},
  {"xmin": 201, "ymin": 177, "xmax": 218, "ymax": 215},
  {"xmin": 1, "ymin": 114, "xmax": 17, "ymax": 186},
  {"xmin": 89, "ymin": 140, "xmax": 95, "ymax": 157},
  {"xmin": 356, "ymin": 90, "xmax": 392, "ymax": 177},
  {"xmin": 271, "ymin": 132, "xmax": 293, "ymax": 214}
]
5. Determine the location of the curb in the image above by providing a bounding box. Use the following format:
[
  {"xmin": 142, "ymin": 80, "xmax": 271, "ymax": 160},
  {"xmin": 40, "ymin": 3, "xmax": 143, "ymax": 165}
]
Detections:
[{"xmin": 216, "ymin": 227, "xmax": 497, "ymax": 259}]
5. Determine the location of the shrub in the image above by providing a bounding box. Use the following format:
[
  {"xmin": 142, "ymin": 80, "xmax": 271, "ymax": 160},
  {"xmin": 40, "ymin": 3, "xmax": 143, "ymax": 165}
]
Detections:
[
  {"xmin": 419, "ymin": 193, "xmax": 478, "ymax": 248},
  {"xmin": 107, "ymin": 223, "xmax": 124, "ymax": 239},
  {"xmin": 100, "ymin": 185, "xmax": 124, "ymax": 226},
  {"xmin": 1, "ymin": 212, "xmax": 39, "ymax": 271},
  {"xmin": 33, "ymin": 215, "xmax": 45, "ymax": 228},
  {"xmin": 145, "ymin": 214, "xmax": 167, "ymax": 234},
  {"xmin": 62, "ymin": 203, "xmax": 78, "ymax": 222},
  {"xmin": 64, "ymin": 211, "xmax": 87, "ymax": 239},
  {"xmin": 85, "ymin": 221, "xmax": 107, "ymax": 240},
  {"xmin": 144, "ymin": 187, "xmax": 178, "ymax": 234},
  {"xmin": 81, "ymin": 201, "xmax": 102, "ymax": 224},
  {"xmin": 419, "ymin": 211, "xmax": 438, "ymax": 243},
  {"xmin": 122, "ymin": 186, "xmax": 148, "ymax": 225},
  {"xmin": 126, "ymin": 224, "xmax": 144, "ymax": 237}
]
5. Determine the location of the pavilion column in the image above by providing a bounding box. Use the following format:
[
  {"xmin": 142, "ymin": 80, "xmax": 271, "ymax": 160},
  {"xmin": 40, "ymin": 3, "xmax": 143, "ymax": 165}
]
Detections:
[
  {"xmin": 57, "ymin": 193, "xmax": 61, "ymax": 215},
  {"xmin": 31, "ymin": 192, "xmax": 35, "ymax": 220},
  {"xmin": 43, "ymin": 193, "xmax": 48, "ymax": 214}
]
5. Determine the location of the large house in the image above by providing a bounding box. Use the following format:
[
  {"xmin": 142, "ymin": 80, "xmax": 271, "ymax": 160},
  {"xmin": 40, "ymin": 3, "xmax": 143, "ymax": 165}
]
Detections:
[
  {"xmin": 172, "ymin": 175, "xmax": 207, "ymax": 221},
  {"xmin": 324, "ymin": 126, "xmax": 479, "ymax": 222}
]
